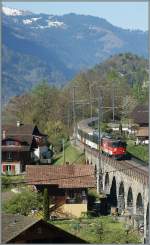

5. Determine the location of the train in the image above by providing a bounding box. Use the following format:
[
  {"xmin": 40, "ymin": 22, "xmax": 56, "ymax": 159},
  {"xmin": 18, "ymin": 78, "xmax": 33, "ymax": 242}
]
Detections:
[{"xmin": 77, "ymin": 118, "xmax": 127, "ymax": 160}]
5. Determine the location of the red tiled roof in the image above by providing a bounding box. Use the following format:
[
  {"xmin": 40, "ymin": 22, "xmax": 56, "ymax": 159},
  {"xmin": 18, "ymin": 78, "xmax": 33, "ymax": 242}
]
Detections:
[
  {"xmin": 2, "ymin": 124, "xmax": 35, "ymax": 135},
  {"xmin": 2, "ymin": 124, "xmax": 47, "ymax": 146},
  {"xmin": 26, "ymin": 165, "xmax": 96, "ymax": 188}
]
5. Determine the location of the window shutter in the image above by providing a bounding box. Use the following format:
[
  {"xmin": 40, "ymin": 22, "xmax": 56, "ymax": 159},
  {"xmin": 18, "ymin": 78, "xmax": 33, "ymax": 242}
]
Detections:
[
  {"xmin": 2, "ymin": 165, "xmax": 6, "ymax": 172},
  {"xmin": 11, "ymin": 165, "xmax": 15, "ymax": 172}
]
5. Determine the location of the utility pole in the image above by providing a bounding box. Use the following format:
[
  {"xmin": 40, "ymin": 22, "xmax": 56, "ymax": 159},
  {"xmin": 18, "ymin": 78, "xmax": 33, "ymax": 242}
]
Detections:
[
  {"xmin": 67, "ymin": 104, "xmax": 70, "ymax": 131},
  {"xmin": 97, "ymin": 90, "xmax": 103, "ymax": 194},
  {"xmin": 90, "ymin": 85, "xmax": 93, "ymax": 119},
  {"xmin": 73, "ymin": 87, "xmax": 77, "ymax": 145},
  {"xmin": 112, "ymin": 85, "xmax": 115, "ymax": 122},
  {"xmin": 82, "ymin": 103, "xmax": 84, "ymax": 120},
  {"xmin": 62, "ymin": 138, "xmax": 65, "ymax": 164}
]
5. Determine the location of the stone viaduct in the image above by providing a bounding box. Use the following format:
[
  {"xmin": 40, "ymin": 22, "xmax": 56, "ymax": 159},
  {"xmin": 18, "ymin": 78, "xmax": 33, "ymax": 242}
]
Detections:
[{"xmin": 76, "ymin": 140, "xmax": 149, "ymax": 242}]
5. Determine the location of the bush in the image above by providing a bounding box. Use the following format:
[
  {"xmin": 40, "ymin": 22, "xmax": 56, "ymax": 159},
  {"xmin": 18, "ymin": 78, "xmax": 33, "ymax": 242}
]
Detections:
[
  {"xmin": 1, "ymin": 176, "xmax": 13, "ymax": 191},
  {"xmin": 1, "ymin": 176, "xmax": 25, "ymax": 191},
  {"xmin": 87, "ymin": 189, "xmax": 100, "ymax": 210},
  {"xmin": 3, "ymin": 190, "xmax": 43, "ymax": 216}
]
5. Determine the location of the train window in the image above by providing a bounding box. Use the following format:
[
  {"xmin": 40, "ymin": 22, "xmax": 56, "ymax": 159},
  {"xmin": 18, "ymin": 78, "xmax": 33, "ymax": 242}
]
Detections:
[
  {"xmin": 120, "ymin": 142, "xmax": 127, "ymax": 148},
  {"xmin": 112, "ymin": 141, "xmax": 126, "ymax": 147},
  {"xmin": 112, "ymin": 142, "xmax": 118, "ymax": 147}
]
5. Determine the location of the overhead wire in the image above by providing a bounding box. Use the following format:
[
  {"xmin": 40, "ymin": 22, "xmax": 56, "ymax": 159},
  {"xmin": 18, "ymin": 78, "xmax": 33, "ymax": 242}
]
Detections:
[{"xmin": 2, "ymin": 162, "xmax": 148, "ymax": 186}]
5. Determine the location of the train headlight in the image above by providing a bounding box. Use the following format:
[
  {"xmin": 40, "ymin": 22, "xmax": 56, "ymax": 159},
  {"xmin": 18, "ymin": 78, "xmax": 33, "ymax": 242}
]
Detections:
[{"xmin": 114, "ymin": 148, "xmax": 117, "ymax": 152}]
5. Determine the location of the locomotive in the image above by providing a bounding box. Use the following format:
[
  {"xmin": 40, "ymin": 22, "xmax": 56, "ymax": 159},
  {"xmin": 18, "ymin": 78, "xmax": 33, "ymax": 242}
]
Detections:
[
  {"xmin": 77, "ymin": 126, "xmax": 127, "ymax": 160},
  {"xmin": 101, "ymin": 136, "xmax": 127, "ymax": 160}
]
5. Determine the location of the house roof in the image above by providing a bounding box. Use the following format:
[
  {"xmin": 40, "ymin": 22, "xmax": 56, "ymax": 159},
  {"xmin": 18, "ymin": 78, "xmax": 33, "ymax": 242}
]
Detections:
[
  {"xmin": 2, "ymin": 135, "xmax": 34, "ymax": 146},
  {"xmin": 130, "ymin": 104, "xmax": 148, "ymax": 125},
  {"xmin": 2, "ymin": 146, "xmax": 31, "ymax": 152},
  {"xmin": 2, "ymin": 124, "xmax": 47, "ymax": 146},
  {"xmin": 2, "ymin": 213, "xmax": 87, "ymax": 244},
  {"xmin": 136, "ymin": 127, "xmax": 149, "ymax": 137},
  {"xmin": 2, "ymin": 213, "xmax": 38, "ymax": 244},
  {"xmin": 2, "ymin": 124, "xmax": 35, "ymax": 135},
  {"xmin": 26, "ymin": 165, "xmax": 96, "ymax": 188}
]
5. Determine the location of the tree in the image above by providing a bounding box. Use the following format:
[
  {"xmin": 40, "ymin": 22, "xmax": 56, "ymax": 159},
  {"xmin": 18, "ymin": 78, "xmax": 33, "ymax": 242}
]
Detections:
[
  {"xmin": 3, "ymin": 190, "xmax": 43, "ymax": 216},
  {"xmin": 43, "ymin": 188, "xmax": 49, "ymax": 221},
  {"xmin": 45, "ymin": 120, "xmax": 69, "ymax": 153},
  {"xmin": 119, "ymin": 123, "xmax": 123, "ymax": 135}
]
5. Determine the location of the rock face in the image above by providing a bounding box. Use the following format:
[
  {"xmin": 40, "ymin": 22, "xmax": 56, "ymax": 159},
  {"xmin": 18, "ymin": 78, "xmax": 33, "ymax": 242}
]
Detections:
[{"xmin": 2, "ymin": 7, "xmax": 148, "ymax": 101}]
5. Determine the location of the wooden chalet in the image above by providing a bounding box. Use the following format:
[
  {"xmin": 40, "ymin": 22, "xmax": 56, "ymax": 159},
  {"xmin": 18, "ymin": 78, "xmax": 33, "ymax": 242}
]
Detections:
[
  {"xmin": 2, "ymin": 121, "xmax": 52, "ymax": 175},
  {"xmin": 26, "ymin": 165, "xmax": 96, "ymax": 218}
]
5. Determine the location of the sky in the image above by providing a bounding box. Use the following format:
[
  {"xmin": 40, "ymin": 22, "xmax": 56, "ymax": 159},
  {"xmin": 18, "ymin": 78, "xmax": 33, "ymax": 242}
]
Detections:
[{"xmin": 3, "ymin": 1, "xmax": 148, "ymax": 31}]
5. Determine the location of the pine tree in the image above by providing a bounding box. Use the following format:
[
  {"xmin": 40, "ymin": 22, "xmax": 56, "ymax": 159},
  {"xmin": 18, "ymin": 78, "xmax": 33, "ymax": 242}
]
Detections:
[{"xmin": 43, "ymin": 188, "xmax": 49, "ymax": 221}]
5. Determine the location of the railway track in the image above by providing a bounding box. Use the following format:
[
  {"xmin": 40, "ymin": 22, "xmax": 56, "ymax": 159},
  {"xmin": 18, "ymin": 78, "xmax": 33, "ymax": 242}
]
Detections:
[{"xmin": 77, "ymin": 118, "xmax": 149, "ymax": 177}]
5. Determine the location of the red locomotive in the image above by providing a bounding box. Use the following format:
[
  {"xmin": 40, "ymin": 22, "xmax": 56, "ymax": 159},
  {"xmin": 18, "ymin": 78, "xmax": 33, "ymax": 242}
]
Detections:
[{"xmin": 101, "ymin": 136, "xmax": 127, "ymax": 160}]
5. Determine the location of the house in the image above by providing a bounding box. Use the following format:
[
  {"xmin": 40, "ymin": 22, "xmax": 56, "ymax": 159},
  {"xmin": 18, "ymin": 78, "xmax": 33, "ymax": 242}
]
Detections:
[
  {"xmin": 130, "ymin": 104, "xmax": 148, "ymax": 127},
  {"xmin": 130, "ymin": 104, "xmax": 149, "ymax": 145},
  {"xmin": 26, "ymin": 164, "xmax": 96, "ymax": 218},
  {"xmin": 107, "ymin": 122, "xmax": 134, "ymax": 134},
  {"xmin": 2, "ymin": 213, "xmax": 87, "ymax": 243},
  {"xmin": 135, "ymin": 127, "xmax": 149, "ymax": 145},
  {"xmin": 2, "ymin": 121, "xmax": 53, "ymax": 175}
]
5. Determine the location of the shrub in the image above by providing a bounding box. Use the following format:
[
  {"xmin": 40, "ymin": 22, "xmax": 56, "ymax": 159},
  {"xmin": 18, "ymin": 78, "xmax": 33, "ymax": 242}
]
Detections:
[
  {"xmin": 3, "ymin": 190, "xmax": 43, "ymax": 216},
  {"xmin": 1, "ymin": 176, "xmax": 13, "ymax": 191}
]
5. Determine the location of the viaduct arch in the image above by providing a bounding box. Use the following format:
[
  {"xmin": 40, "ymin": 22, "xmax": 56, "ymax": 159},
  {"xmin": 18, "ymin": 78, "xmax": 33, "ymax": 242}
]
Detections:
[{"xmin": 83, "ymin": 145, "xmax": 149, "ymax": 242}]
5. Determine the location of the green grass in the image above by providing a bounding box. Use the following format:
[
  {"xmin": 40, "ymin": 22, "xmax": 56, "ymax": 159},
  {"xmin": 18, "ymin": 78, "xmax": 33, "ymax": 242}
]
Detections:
[
  {"xmin": 53, "ymin": 142, "xmax": 85, "ymax": 165},
  {"xmin": 127, "ymin": 140, "xmax": 148, "ymax": 164},
  {"xmin": 50, "ymin": 217, "xmax": 141, "ymax": 243}
]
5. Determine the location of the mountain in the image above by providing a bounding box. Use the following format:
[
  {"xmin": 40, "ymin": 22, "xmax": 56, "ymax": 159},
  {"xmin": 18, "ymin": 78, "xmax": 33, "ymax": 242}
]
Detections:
[{"xmin": 2, "ymin": 6, "xmax": 148, "ymax": 102}]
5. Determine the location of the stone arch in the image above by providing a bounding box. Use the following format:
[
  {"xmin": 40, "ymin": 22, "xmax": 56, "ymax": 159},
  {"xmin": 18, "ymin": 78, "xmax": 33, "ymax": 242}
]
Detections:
[
  {"xmin": 104, "ymin": 172, "xmax": 109, "ymax": 194},
  {"xmin": 136, "ymin": 193, "xmax": 144, "ymax": 215},
  {"xmin": 146, "ymin": 203, "xmax": 149, "ymax": 227},
  {"xmin": 109, "ymin": 176, "xmax": 117, "ymax": 208},
  {"xmin": 105, "ymin": 172, "xmax": 109, "ymax": 185},
  {"xmin": 118, "ymin": 181, "xmax": 125, "ymax": 214},
  {"xmin": 127, "ymin": 187, "xmax": 133, "ymax": 214}
]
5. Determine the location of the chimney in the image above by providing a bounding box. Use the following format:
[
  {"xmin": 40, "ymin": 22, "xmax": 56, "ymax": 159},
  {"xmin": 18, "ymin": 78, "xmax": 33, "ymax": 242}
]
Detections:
[
  {"xmin": 17, "ymin": 121, "xmax": 21, "ymax": 127},
  {"xmin": 2, "ymin": 130, "xmax": 6, "ymax": 139}
]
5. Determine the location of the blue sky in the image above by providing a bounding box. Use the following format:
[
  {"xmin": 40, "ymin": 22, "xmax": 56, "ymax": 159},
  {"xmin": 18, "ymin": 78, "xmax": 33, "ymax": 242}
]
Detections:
[{"xmin": 3, "ymin": 1, "xmax": 148, "ymax": 31}]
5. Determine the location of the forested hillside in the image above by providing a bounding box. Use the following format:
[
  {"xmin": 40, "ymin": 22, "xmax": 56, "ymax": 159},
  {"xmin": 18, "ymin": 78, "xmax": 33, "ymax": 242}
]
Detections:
[{"xmin": 3, "ymin": 53, "xmax": 148, "ymax": 150}]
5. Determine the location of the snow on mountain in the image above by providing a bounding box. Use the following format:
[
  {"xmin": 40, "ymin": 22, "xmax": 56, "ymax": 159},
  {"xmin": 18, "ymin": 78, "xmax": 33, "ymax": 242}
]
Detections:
[
  {"xmin": 23, "ymin": 17, "xmax": 42, "ymax": 25},
  {"xmin": 2, "ymin": 6, "xmax": 24, "ymax": 16},
  {"xmin": 23, "ymin": 19, "xmax": 33, "ymax": 25},
  {"xmin": 2, "ymin": 6, "xmax": 32, "ymax": 16},
  {"xmin": 31, "ymin": 17, "xmax": 41, "ymax": 21},
  {"xmin": 47, "ymin": 20, "xmax": 65, "ymax": 28}
]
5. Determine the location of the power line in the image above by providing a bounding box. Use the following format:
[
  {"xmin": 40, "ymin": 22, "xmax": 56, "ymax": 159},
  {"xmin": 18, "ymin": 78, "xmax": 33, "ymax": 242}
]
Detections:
[{"xmin": 2, "ymin": 163, "xmax": 147, "ymax": 186}]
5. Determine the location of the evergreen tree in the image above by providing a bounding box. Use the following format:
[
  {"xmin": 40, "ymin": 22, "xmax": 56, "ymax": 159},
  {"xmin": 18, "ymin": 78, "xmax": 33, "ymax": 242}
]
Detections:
[{"xmin": 43, "ymin": 188, "xmax": 49, "ymax": 221}]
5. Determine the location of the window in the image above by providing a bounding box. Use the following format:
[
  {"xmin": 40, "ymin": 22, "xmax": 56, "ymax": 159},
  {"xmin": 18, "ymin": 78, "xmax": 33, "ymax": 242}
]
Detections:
[
  {"xmin": 6, "ymin": 165, "xmax": 11, "ymax": 172},
  {"xmin": 7, "ymin": 152, "xmax": 13, "ymax": 161},
  {"xmin": 6, "ymin": 141, "xmax": 17, "ymax": 146}
]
